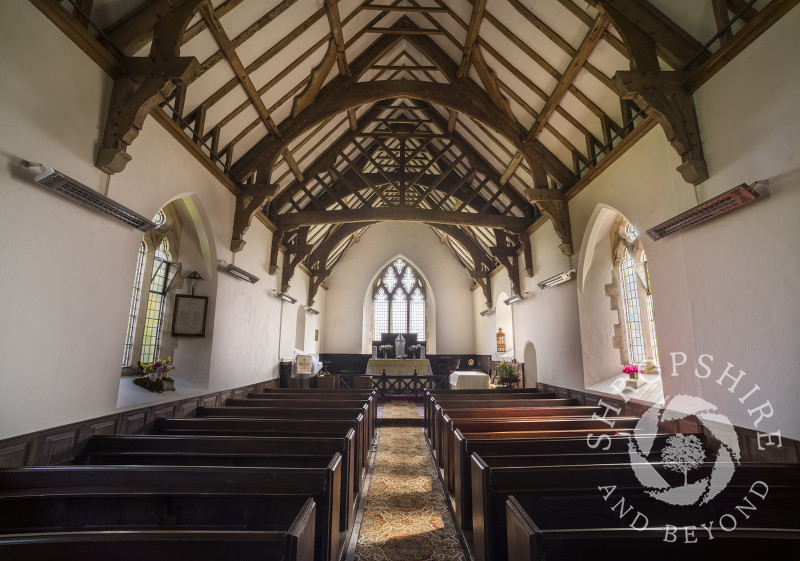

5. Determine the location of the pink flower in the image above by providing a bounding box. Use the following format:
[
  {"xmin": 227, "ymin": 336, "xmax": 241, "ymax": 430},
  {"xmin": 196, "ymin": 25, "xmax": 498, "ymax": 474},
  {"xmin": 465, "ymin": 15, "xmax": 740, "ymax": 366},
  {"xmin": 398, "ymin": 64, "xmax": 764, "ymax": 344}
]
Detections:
[{"xmin": 622, "ymin": 365, "xmax": 640, "ymax": 374}]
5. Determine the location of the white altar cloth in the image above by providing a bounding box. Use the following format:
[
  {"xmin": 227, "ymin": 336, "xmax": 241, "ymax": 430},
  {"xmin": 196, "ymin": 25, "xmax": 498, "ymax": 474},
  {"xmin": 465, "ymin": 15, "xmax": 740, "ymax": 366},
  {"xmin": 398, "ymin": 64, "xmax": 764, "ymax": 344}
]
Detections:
[
  {"xmin": 449, "ymin": 370, "xmax": 491, "ymax": 389},
  {"xmin": 366, "ymin": 359, "xmax": 433, "ymax": 376}
]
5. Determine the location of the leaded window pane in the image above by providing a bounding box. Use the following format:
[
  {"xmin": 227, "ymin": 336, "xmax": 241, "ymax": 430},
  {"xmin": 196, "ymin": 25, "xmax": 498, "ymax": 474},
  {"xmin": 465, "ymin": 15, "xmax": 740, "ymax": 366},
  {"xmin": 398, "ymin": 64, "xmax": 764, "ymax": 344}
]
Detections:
[
  {"xmin": 410, "ymin": 288, "xmax": 425, "ymax": 338},
  {"xmin": 401, "ymin": 267, "xmax": 416, "ymax": 292},
  {"xmin": 122, "ymin": 242, "xmax": 146, "ymax": 366},
  {"xmin": 621, "ymin": 248, "xmax": 645, "ymax": 364},
  {"xmin": 383, "ymin": 267, "xmax": 397, "ymax": 293},
  {"xmin": 393, "ymin": 258, "xmax": 405, "ymax": 274},
  {"xmin": 141, "ymin": 239, "xmax": 170, "ymax": 364},
  {"xmin": 391, "ymin": 290, "xmax": 407, "ymax": 333},
  {"xmin": 373, "ymin": 288, "xmax": 388, "ymax": 340}
]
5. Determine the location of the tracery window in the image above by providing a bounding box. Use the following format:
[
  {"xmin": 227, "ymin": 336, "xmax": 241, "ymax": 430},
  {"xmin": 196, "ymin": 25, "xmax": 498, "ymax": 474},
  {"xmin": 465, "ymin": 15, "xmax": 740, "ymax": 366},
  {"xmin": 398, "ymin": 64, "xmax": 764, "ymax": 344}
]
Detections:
[
  {"xmin": 372, "ymin": 259, "xmax": 426, "ymax": 340},
  {"xmin": 620, "ymin": 248, "xmax": 645, "ymax": 363}
]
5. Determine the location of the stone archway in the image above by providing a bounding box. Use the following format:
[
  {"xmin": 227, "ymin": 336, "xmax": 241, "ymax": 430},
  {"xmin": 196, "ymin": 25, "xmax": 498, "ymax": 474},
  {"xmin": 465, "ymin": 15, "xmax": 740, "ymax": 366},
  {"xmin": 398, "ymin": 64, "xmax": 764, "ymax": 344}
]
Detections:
[{"xmin": 523, "ymin": 341, "xmax": 537, "ymax": 388}]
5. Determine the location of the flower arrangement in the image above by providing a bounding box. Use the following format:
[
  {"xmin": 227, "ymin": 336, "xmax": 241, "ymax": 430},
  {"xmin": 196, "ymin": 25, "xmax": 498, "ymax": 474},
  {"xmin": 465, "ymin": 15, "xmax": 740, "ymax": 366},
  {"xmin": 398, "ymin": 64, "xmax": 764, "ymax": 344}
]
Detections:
[
  {"xmin": 496, "ymin": 361, "xmax": 520, "ymax": 388},
  {"xmin": 407, "ymin": 344, "xmax": 421, "ymax": 359},
  {"xmin": 134, "ymin": 357, "xmax": 175, "ymax": 393},
  {"xmin": 622, "ymin": 364, "xmax": 640, "ymax": 380},
  {"xmin": 378, "ymin": 344, "xmax": 393, "ymax": 359},
  {"xmin": 139, "ymin": 357, "xmax": 174, "ymax": 378}
]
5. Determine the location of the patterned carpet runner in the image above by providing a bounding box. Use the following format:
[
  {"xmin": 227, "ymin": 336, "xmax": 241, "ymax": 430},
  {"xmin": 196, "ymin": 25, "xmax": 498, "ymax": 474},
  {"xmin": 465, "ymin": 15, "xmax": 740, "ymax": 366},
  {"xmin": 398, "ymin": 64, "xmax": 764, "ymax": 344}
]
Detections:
[{"xmin": 354, "ymin": 402, "xmax": 465, "ymax": 561}]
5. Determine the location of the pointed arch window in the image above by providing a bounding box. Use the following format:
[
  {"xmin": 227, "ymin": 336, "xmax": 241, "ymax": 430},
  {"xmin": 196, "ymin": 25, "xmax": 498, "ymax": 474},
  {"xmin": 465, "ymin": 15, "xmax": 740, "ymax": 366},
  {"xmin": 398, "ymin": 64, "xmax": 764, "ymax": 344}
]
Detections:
[
  {"xmin": 122, "ymin": 242, "xmax": 146, "ymax": 366},
  {"xmin": 372, "ymin": 258, "xmax": 426, "ymax": 340},
  {"xmin": 140, "ymin": 238, "xmax": 171, "ymax": 364},
  {"xmin": 620, "ymin": 248, "xmax": 645, "ymax": 364}
]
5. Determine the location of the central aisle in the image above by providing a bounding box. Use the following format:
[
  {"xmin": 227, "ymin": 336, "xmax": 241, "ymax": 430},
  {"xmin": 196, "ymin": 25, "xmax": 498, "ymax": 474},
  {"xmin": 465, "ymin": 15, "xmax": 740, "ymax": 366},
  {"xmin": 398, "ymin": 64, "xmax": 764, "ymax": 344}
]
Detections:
[{"xmin": 353, "ymin": 401, "xmax": 465, "ymax": 561}]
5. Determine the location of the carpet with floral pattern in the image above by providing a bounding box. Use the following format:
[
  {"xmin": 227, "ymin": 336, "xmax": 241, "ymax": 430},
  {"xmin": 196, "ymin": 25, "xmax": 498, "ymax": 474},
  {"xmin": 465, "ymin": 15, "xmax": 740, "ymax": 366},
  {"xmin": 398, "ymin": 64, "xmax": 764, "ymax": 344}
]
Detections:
[{"xmin": 354, "ymin": 403, "xmax": 464, "ymax": 561}]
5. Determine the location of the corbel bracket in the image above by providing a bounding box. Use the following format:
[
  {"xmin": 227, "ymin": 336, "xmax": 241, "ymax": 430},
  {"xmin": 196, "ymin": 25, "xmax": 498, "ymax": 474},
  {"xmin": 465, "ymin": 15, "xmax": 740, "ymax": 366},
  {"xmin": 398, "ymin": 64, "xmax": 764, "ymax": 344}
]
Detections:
[
  {"xmin": 280, "ymin": 227, "xmax": 313, "ymax": 293},
  {"xmin": 492, "ymin": 229, "xmax": 522, "ymax": 296},
  {"xmin": 96, "ymin": 0, "xmax": 202, "ymax": 174},
  {"xmin": 231, "ymin": 182, "xmax": 278, "ymax": 252}
]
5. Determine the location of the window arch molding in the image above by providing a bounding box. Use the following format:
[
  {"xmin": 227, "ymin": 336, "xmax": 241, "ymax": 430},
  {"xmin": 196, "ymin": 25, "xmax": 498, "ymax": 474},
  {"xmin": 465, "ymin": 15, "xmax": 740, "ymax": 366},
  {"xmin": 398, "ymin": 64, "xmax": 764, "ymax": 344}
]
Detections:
[
  {"xmin": 575, "ymin": 204, "xmax": 661, "ymax": 391},
  {"xmin": 361, "ymin": 255, "xmax": 437, "ymax": 354}
]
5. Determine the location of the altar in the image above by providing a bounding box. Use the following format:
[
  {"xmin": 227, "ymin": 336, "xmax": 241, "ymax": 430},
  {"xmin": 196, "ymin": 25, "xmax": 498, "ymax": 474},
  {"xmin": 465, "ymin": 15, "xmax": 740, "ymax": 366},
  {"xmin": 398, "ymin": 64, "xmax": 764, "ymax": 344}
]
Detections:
[
  {"xmin": 449, "ymin": 370, "xmax": 491, "ymax": 389},
  {"xmin": 366, "ymin": 358, "xmax": 433, "ymax": 376}
]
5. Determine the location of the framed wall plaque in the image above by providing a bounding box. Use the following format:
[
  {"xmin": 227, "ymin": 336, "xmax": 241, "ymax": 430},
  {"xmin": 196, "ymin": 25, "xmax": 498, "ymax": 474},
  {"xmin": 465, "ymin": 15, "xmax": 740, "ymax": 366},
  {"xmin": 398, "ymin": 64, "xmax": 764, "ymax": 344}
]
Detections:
[{"xmin": 171, "ymin": 294, "xmax": 208, "ymax": 337}]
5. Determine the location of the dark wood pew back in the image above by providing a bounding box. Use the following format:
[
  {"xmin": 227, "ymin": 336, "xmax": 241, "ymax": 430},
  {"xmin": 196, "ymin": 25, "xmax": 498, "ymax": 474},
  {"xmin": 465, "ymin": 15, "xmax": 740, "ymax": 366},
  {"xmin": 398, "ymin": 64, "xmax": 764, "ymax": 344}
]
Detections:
[
  {"xmin": 0, "ymin": 462, "xmax": 342, "ymax": 561},
  {"xmin": 75, "ymin": 433, "xmax": 357, "ymax": 531},
  {"xmin": 472, "ymin": 455, "xmax": 800, "ymax": 561},
  {"xmin": 0, "ymin": 503, "xmax": 316, "ymax": 561}
]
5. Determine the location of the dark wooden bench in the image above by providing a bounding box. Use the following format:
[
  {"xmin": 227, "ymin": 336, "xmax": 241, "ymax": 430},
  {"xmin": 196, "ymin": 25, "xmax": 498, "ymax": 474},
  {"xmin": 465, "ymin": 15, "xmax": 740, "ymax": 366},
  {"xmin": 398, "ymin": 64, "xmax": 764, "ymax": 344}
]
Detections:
[
  {"xmin": 0, "ymin": 518, "xmax": 316, "ymax": 561},
  {"xmin": 441, "ymin": 416, "xmax": 640, "ymax": 492},
  {"xmin": 152, "ymin": 417, "xmax": 366, "ymax": 506},
  {"xmin": 426, "ymin": 398, "xmax": 576, "ymax": 444},
  {"xmin": 506, "ymin": 493, "xmax": 800, "ymax": 560},
  {"xmin": 0, "ymin": 463, "xmax": 342, "ymax": 561},
  {"xmin": 433, "ymin": 405, "xmax": 604, "ymax": 467},
  {"xmin": 452, "ymin": 432, "xmax": 687, "ymax": 529},
  {"xmin": 75, "ymin": 433, "xmax": 357, "ymax": 531},
  {"xmin": 193, "ymin": 407, "xmax": 369, "ymax": 484},
  {"xmin": 248, "ymin": 390, "xmax": 378, "ymax": 429},
  {"xmin": 424, "ymin": 389, "xmax": 558, "ymax": 438},
  {"xmin": 229, "ymin": 398, "xmax": 375, "ymax": 442},
  {"xmin": 471, "ymin": 455, "xmax": 800, "ymax": 561}
]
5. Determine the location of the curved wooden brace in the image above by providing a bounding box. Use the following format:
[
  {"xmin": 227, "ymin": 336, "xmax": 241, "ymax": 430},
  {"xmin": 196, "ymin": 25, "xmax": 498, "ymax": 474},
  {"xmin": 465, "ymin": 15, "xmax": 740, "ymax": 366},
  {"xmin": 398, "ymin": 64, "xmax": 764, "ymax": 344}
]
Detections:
[
  {"xmin": 595, "ymin": 0, "xmax": 708, "ymax": 185},
  {"xmin": 231, "ymin": 182, "xmax": 278, "ymax": 252},
  {"xmin": 96, "ymin": 0, "xmax": 202, "ymax": 174},
  {"xmin": 434, "ymin": 224, "xmax": 494, "ymax": 308}
]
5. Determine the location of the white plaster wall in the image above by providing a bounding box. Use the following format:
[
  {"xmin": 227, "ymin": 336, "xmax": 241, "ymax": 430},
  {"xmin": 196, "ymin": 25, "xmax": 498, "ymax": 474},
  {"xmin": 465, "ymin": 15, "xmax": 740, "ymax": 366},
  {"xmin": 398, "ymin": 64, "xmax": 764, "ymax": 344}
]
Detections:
[
  {"xmin": 0, "ymin": 3, "xmax": 308, "ymax": 438},
  {"xmin": 322, "ymin": 222, "xmax": 475, "ymax": 354},
  {"xmin": 567, "ymin": 7, "xmax": 800, "ymax": 438}
]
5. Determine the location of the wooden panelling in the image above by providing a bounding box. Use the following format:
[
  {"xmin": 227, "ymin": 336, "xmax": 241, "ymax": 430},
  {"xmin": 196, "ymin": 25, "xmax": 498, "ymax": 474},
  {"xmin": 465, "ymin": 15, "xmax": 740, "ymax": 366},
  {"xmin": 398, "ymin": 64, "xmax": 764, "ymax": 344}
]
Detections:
[
  {"xmin": 120, "ymin": 411, "xmax": 148, "ymax": 435},
  {"xmin": 178, "ymin": 399, "xmax": 199, "ymax": 418},
  {"xmin": 0, "ymin": 439, "xmax": 33, "ymax": 468},
  {"xmin": 39, "ymin": 428, "xmax": 80, "ymax": 465},
  {"xmin": 201, "ymin": 395, "xmax": 218, "ymax": 408}
]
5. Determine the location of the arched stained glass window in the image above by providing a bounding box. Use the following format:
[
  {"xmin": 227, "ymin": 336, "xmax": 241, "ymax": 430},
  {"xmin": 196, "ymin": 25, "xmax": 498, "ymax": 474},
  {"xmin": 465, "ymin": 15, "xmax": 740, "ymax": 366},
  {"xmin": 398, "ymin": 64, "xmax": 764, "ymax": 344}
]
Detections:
[
  {"xmin": 620, "ymin": 248, "xmax": 645, "ymax": 364},
  {"xmin": 372, "ymin": 258, "xmax": 426, "ymax": 340},
  {"xmin": 140, "ymin": 238, "xmax": 171, "ymax": 364}
]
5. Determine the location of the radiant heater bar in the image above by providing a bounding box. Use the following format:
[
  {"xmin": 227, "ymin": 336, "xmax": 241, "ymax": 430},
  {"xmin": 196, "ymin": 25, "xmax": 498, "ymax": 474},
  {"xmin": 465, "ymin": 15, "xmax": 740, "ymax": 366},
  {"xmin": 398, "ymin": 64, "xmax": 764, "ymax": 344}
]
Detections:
[
  {"xmin": 32, "ymin": 167, "xmax": 156, "ymax": 232},
  {"xmin": 646, "ymin": 181, "xmax": 765, "ymax": 241}
]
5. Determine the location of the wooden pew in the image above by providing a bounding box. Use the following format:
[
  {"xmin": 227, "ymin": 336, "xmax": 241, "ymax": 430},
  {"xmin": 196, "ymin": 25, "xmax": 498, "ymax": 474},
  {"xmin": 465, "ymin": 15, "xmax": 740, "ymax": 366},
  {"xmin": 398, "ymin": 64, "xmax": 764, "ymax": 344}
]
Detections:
[
  {"xmin": 424, "ymin": 389, "xmax": 558, "ymax": 439},
  {"xmin": 193, "ymin": 407, "xmax": 370, "ymax": 487},
  {"xmin": 426, "ymin": 398, "xmax": 576, "ymax": 444},
  {"xmin": 0, "ymin": 463, "xmax": 343, "ymax": 561},
  {"xmin": 442, "ymin": 416, "xmax": 641, "ymax": 492},
  {"xmin": 253, "ymin": 389, "xmax": 378, "ymax": 433},
  {"xmin": 229, "ymin": 398, "xmax": 375, "ymax": 442},
  {"xmin": 506, "ymin": 493, "xmax": 800, "ymax": 560},
  {"xmin": 433, "ymin": 405, "xmax": 603, "ymax": 467},
  {"xmin": 152, "ymin": 417, "xmax": 366, "ymax": 504},
  {"xmin": 75, "ymin": 433, "xmax": 357, "ymax": 531},
  {"xmin": 471, "ymin": 455, "xmax": 800, "ymax": 561},
  {"xmin": 452, "ymin": 432, "xmax": 685, "ymax": 530}
]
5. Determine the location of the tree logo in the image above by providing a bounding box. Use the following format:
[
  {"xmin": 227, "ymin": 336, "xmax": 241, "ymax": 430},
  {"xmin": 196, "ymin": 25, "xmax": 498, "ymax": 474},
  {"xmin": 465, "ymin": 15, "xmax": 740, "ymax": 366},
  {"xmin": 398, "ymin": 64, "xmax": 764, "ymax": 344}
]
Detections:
[{"xmin": 628, "ymin": 394, "xmax": 741, "ymax": 506}]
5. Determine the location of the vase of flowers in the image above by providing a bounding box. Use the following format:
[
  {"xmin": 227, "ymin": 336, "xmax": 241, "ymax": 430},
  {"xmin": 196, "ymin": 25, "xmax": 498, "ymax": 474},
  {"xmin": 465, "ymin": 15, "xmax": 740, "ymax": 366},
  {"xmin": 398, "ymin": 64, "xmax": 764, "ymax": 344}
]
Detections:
[
  {"xmin": 135, "ymin": 357, "xmax": 175, "ymax": 392},
  {"xmin": 622, "ymin": 364, "xmax": 640, "ymax": 380},
  {"xmin": 496, "ymin": 361, "xmax": 520, "ymax": 388},
  {"xmin": 378, "ymin": 345, "xmax": 393, "ymax": 359},
  {"xmin": 407, "ymin": 344, "xmax": 421, "ymax": 359}
]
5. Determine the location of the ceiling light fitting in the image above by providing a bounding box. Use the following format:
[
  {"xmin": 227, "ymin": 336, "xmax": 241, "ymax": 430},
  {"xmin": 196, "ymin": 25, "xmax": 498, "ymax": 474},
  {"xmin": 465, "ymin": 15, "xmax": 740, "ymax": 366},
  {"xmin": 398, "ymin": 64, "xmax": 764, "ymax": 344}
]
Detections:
[
  {"xmin": 28, "ymin": 164, "xmax": 156, "ymax": 232},
  {"xmin": 218, "ymin": 260, "xmax": 260, "ymax": 284},
  {"xmin": 305, "ymin": 306, "xmax": 320, "ymax": 315},
  {"xmin": 276, "ymin": 291, "xmax": 297, "ymax": 304},
  {"xmin": 537, "ymin": 269, "xmax": 576, "ymax": 290}
]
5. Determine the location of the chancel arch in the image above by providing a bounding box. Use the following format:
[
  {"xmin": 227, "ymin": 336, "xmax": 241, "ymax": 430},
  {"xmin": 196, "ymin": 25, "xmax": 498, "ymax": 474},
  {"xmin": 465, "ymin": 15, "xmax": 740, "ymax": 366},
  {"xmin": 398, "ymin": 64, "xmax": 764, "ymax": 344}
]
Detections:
[{"xmin": 362, "ymin": 255, "xmax": 436, "ymax": 354}]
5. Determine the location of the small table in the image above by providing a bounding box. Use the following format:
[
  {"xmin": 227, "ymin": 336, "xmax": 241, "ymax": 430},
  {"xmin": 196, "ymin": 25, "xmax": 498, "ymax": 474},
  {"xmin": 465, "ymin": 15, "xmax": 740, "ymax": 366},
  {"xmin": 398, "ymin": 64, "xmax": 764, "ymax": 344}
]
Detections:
[
  {"xmin": 366, "ymin": 359, "xmax": 433, "ymax": 376},
  {"xmin": 449, "ymin": 370, "xmax": 491, "ymax": 389}
]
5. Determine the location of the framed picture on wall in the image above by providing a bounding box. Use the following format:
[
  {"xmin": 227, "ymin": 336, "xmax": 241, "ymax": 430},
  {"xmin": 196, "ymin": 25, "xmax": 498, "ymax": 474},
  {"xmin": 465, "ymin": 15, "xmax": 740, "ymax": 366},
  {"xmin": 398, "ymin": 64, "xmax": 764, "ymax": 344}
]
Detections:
[{"xmin": 171, "ymin": 294, "xmax": 208, "ymax": 337}]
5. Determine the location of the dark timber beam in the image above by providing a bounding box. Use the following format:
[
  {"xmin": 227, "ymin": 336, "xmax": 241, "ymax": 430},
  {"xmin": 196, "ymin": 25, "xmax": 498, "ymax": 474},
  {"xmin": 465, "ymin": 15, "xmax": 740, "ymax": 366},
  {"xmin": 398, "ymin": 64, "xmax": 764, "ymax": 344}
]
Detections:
[
  {"xmin": 95, "ymin": 0, "xmax": 201, "ymax": 174},
  {"xmin": 275, "ymin": 207, "xmax": 528, "ymax": 231},
  {"xmin": 594, "ymin": 0, "xmax": 709, "ymax": 185}
]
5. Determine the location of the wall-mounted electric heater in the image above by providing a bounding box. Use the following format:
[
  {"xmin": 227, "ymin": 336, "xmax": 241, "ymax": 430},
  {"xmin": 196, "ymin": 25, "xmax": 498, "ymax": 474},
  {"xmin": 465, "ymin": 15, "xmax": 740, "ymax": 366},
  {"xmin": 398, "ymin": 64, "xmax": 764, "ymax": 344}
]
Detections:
[
  {"xmin": 646, "ymin": 180, "xmax": 766, "ymax": 241},
  {"xmin": 31, "ymin": 165, "xmax": 156, "ymax": 232},
  {"xmin": 218, "ymin": 260, "xmax": 260, "ymax": 283},
  {"xmin": 537, "ymin": 269, "xmax": 576, "ymax": 290}
]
